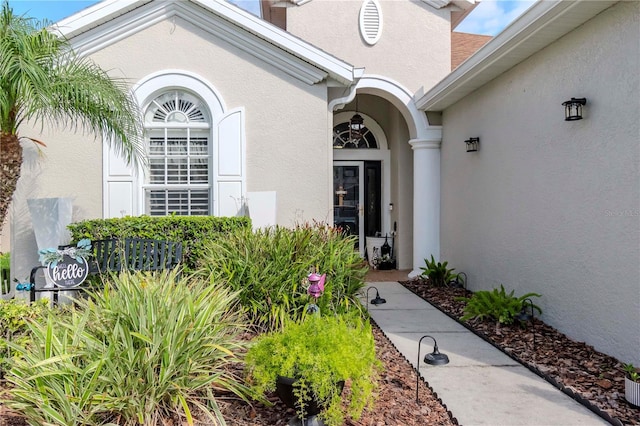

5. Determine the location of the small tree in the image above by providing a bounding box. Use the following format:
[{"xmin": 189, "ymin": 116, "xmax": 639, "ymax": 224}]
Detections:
[{"xmin": 0, "ymin": 1, "xmax": 144, "ymax": 226}]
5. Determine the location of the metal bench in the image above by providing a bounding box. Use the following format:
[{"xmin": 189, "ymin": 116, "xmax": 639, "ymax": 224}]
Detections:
[{"xmin": 29, "ymin": 238, "xmax": 183, "ymax": 303}]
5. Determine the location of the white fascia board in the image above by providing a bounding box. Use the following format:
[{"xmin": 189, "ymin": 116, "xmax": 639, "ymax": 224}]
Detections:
[
  {"xmin": 416, "ymin": 0, "xmax": 618, "ymax": 111},
  {"xmin": 421, "ymin": 0, "xmax": 475, "ymax": 10},
  {"xmin": 53, "ymin": 0, "xmax": 151, "ymax": 38},
  {"xmin": 54, "ymin": 0, "xmax": 356, "ymax": 87},
  {"xmin": 195, "ymin": 0, "xmax": 355, "ymax": 85}
]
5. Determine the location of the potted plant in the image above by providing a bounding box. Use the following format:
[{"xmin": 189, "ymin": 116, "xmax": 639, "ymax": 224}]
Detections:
[
  {"xmin": 245, "ymin": 314, "xmax": 381, "ymax": 426},
  {"xmin": 624, "ymin": 363, "xmax": 640, "ymax": 407}
]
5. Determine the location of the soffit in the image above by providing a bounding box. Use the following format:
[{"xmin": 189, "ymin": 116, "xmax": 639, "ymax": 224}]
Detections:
[
  {"xmin": 422, "ymin": 0, "xmax": 476, "ymax": 10},
  {"xmin": 271, "ymin": 0, "xmax": 476, "ymax": 8},
  {"xmin": 416, "ymin": 0, "xmax": 619, "ymax": 111},
  {"xmin": 53, "ymin": 0, "xmax": 357, "ymax": 86}
]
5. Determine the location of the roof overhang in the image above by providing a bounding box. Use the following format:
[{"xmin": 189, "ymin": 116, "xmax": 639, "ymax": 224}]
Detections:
[
  {"xmin": 53, "ymin": 0, "xmax": 358, "ymax": 86},
  {"xmin": 421, "ymin": 0, "xmax": 476, "ymax": 10},
  {"xmin": 416, "ymin": 0, "xmax": 619, "ymax": 111},
  {"xmin": 268, "ymin": 0, "xmax": 476, "ymax": 9}
]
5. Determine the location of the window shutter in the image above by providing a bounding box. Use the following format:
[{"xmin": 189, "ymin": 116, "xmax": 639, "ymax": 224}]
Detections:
[
  {"xmin": 103, "ymin": 143, "xmax": 137, "ymax": 218},
  {"xmin": 359, "ymin": 0, "xmax": 383, "ymax": 45},
  {"xmin": 216, "ymin": 109, "xmax": 246, "ymax": 217}
]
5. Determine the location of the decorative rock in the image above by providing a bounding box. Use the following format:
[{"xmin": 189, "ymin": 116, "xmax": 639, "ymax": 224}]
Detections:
[{"xmin": 597, "ymin": 379, "xmax": 613, "ymax": 390}]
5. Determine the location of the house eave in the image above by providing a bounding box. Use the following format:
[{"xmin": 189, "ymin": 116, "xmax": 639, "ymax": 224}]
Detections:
[
  {"xmin": 421, "ymin": 0, "xmax": 476, "ymax": 10},
  {"xmin": 416, "ymin": 0, "xmax": 619, "ymax": 112},
  {"xmin": 54, "ymin": 0, "xmax": 356, "ymax": 87}
]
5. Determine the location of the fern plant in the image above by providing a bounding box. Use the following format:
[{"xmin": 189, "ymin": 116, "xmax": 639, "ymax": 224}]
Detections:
[
  {"xmin": 245, "ymin": 314, "xmax": 380, "ymax": 426},
  {"xmin": 420, "ymin": 255, "xmax": 458, "ymax": 287},
  {"xmin": 457, "ymin": 285, "xmax": 542, "ymax": 325}
]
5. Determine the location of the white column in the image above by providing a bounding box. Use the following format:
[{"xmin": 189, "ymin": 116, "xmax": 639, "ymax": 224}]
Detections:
[{"xmin": 409, "ymin": 130, "xmax": 441, "ymax": 277}]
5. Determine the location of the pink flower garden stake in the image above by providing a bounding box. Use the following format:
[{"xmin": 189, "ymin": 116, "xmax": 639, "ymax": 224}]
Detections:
[
  {"xmin": 306, "ymin": 271, "xmax": 326, "ymax": 314},
  {"xmin": 307, "ymin": 272, "xmax": 325, "ymax": 300}
]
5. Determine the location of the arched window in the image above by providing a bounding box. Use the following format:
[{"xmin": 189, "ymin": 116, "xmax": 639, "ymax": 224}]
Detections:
[
  {"xmin": 333, "ymin": 122, "xmax": 378, "ymax": 149},
  {"xmin": 143, "ymin": 90, "xmax": 211, "ymax": 215}
]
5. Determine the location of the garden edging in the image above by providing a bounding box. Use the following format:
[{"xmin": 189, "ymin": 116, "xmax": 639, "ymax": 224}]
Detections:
[{"xmin": 401, "ymin": 284, "xmax": 624, "ymax": 426}]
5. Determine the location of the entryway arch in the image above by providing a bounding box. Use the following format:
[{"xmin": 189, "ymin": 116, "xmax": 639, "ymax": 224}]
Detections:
[{"xmin": 332, "ymin": 75, "xmax": 442, "ymax": 274}]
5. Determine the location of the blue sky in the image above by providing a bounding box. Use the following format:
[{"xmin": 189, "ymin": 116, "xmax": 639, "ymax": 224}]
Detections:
[
  {"xmin": 456, "ymin": 0, "xmax": 536, "ymax": 35},
  {"xmin": 6, "ymin": 0, "xmax": 261, "ymax": 22},
  {"xmin": 7, "ymin": 0, "xmax": 535, "ymax": 36}
]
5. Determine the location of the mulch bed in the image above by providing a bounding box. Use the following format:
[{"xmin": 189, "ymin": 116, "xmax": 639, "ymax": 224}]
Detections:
[
  {"xmin": 1, "ymin": 279, "xmax": 638, "ymax": 425},
  {"xmin": 218, "ymin": 326, "xmax": 457, "ymax": 425},
  {"xmin": 401, "ymin": 278, "xmax": 639, "ymax": 426},
  {"xmin": 0, "ymin": 325, "xmax": 457, "ymax": 426}
]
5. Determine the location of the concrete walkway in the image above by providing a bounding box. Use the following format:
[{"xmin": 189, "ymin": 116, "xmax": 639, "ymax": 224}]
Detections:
[{"xmin": 363, "ymin": 281, "xmax": 608, "ymax": 426}]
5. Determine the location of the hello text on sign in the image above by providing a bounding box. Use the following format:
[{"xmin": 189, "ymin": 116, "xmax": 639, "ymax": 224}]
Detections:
[{"xmin": 46, "ymin": 254, "xmax": 89, "ymax": 288}]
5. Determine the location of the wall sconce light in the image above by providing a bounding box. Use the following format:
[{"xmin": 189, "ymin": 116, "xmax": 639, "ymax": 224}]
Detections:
[
  {"xmin": 465, "ymin": 137, "xmax": 479, "ymax": 152},
  {"xmin": 366, "ymin": 286, "xmax": 386, "ymax": 309},
  {"xmin": 416, "ymin": 335, "xmax": 449, "ymax": 402},
  {"xmin": 562, "ymin": 97, "xmax": 587, "ymax": 121}
]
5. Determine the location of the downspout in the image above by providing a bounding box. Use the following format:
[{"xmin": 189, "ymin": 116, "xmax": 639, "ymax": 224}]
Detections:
[{"xmin": 328, "ymin": 67, "xmax": 365, "ymax": 111}]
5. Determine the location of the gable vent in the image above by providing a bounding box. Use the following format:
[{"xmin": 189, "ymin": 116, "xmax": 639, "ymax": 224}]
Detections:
[{"xmin": 359, "ymin": 0, "xmax": 383, "ymax": 45}]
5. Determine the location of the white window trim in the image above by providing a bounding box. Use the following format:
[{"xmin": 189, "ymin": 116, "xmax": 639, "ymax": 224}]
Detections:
[
  {"xmin": 104, "ymin": 70, "xmax": 246, "ymax": 218},
  {"xmin": 133, "ymin": 71, "xmax": 225, "ymax": 216}
]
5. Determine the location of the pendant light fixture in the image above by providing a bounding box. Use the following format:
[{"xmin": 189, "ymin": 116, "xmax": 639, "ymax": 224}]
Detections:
[{"xmin": 350, "ymin": 95, "xmax": 364, "ymax": 146}]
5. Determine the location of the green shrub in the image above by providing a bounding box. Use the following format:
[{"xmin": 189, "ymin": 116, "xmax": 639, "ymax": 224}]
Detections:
[
  {"xmin": 196, "ymin": 223, "xmax": 368, "ymax": 332},
  {"xmin": 0, "ymin": 298, "xmax": 50, "ymax": 377},
  {"xmin": 0, "ymin": 251, "xmax": 9, "ymax": 270},
  {"xmin": 457, "ymin": 285, "xmax": 542, "ymax": 325},
  {"xmin": 4, "ymin": 271, "xmax": 252, "ymax": 426},
  {"xmin": 0, "ymin": 252, "xmax": 9, "ymax": 294},
  {"xmin": 624, "ymin": 363, "xmax": 640, "ymax": 382},
  {"xmin": 245, "ymin": 314, "xmax": 380, "ymax": 426},
  {"xmin": 68, "ymin": 215, "xmax": 251, "ymax": 272},
  {"xmin": 420, "ymin": 255, "xmax": 458, "ymax": 287}
]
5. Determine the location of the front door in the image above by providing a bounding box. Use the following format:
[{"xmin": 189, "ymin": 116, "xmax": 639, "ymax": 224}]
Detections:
[{"xmin": 333, "ymin": 161, "xmax": 381, "ymax": 256}]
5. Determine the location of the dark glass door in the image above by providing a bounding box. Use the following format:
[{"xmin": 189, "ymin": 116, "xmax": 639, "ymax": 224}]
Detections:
[{"xmin": 333, "ymin": 161, "xmax": 381, "ymax": 255}]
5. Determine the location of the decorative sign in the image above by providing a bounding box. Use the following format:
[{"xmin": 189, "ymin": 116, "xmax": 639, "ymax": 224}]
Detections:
[
  {"xmin": 39, "ymin": 239, "xmax": 93, "ymax": 288},
  {"xmin": 46, "ymin": 254, "xmax": 89, "ymax": 288}
]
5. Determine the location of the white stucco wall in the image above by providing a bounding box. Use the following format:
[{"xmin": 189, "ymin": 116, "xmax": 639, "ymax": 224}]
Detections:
[
  {"xmin": 440, "ymin": 1, "xmax": 640, "ymax": 364},
  {"xmin": 287, "ymin": 0, "xmax": 451, "ymax": 95},
  {"xmin": 11, "ymin": 14, "xmax": 334, "ymax": 282},
  {"xmin": 11, "ymin": 126, "xmax": 104, "ymax": 286}
]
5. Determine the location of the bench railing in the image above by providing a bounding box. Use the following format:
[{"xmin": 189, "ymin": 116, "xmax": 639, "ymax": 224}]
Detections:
[{"xmin": 29, "ymin": 238, "xmax": 182, "ymax": 303}]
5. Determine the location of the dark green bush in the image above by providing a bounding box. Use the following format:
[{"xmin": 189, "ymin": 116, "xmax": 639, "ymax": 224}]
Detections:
[
  {"xmin": 0, "ymin": 251, "xmax": 9, "ymax": 270},
  {"xmin": 457, "ymin": 285, "xmax": 542, "ymax": 325},
  {"xmin": 196, "ymin": 223, "xmax": 368, "ymax": 331},
  {"xmin": 68, "ymin": 215, "xmax": 251, "ymax": 272},
  {"xmin": 0, "ymin": 252, "xmax": 9, "ymax": 294}
]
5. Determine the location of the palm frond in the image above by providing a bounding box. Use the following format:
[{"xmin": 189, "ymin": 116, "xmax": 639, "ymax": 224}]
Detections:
[{"xmin": 0, "ymin": 1, "xmax": 144, "ymax": 167}]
